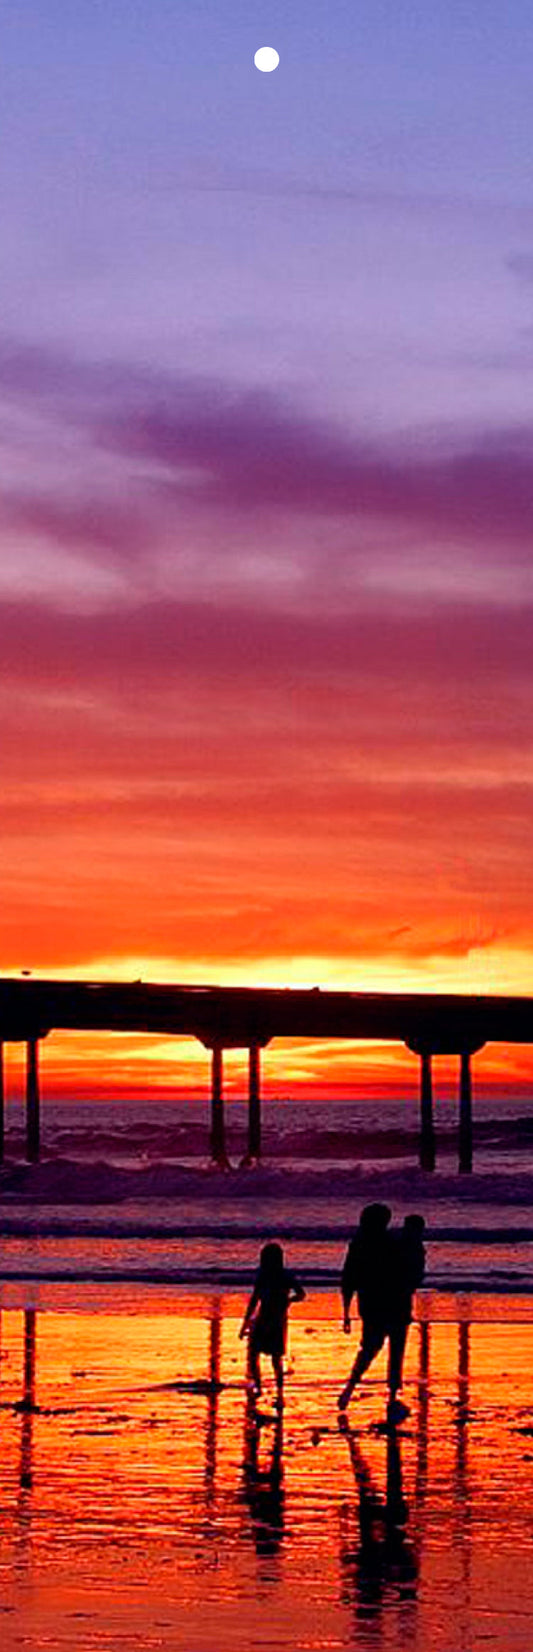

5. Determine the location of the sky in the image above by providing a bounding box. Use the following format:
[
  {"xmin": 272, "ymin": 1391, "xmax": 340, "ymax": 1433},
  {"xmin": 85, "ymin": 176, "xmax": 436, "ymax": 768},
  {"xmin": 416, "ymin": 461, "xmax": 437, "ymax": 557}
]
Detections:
[{"xmin": 1, "ymin": 1, "xmax": 533, "ymax": 1097}]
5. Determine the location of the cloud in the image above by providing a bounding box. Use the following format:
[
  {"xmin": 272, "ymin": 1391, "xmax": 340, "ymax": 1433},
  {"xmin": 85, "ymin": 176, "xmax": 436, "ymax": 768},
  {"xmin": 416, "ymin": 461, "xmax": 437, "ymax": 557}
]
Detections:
[
  {"xmin": 103, "ymin": 397, "xmax": 533, "ymax": 552},
  {"xmin": 0, "ymin": 592, "xmax": 532, "ymax": 697},
  {"xmin": 0, "ymin": 491, "xmax": 153, "ymax": 566},
  {"xmin": 2, "ymin": 336, "xmax": 533, "ymax": 600},
  {"xmin": 1, "ymin": 338, "xmax": 532, "ymax": 982},
  {"xmin": 0, "ymin": 595, "xmax": 532, "ymax": 931}
]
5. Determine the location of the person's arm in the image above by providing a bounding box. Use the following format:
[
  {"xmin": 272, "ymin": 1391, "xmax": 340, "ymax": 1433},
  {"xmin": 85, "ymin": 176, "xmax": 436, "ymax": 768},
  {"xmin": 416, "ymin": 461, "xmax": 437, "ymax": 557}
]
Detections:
[
  {"xmin": 239, "ymin": 1279, "xmax": 260, "ymax": 1339},
  {"xmin": 287, "ymin": 1271, "xmax": 306, "ymax": 1303}
]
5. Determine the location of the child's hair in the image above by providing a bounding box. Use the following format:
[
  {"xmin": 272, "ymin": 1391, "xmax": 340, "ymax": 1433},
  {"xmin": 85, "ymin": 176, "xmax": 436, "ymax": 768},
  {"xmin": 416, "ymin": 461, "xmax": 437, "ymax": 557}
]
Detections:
[
  {"xmin": 259, "ymin": 1240, "xmax": 284, "ymax": 1274},
  {"xmin": 403, "ymin": 1214, "xmax": 425, "ymax": 1237}
]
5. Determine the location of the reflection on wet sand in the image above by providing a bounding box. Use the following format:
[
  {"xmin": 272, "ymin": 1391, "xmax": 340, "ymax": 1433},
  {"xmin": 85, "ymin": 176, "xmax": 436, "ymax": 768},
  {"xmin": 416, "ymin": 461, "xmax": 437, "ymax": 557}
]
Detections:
[
  {"xmin": 241, "ymin": 1396, "xmax": 284, "ymax": 1566},
  {"xmin": 1, "ymin": 1290, "xmax": 533, "ymax": 1651},
  {"xmin": 204, "ymin": 1298, "xmax": 221, "ymax": 1504},
  {"xmin": 415, "ymin": 1315, "xmax": 430, "ymax": 1509},
  {"xmin": 339, "ymin": 1422, "xmax": 417, "ymax": 1629},
  {"xmin": 338, "ymin": 1325, "xmax": 427, "ymax": 1634},
  {"xmin": 12, "ymin": 1310, "xmax": 36, "ymax": 1577}
]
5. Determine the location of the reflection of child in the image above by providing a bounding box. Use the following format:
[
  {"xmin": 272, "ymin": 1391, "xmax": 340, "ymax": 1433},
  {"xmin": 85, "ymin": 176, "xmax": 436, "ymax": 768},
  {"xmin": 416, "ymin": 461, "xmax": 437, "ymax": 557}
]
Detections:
[{"xmin": 239, "ymin": 1241, "xmax": 306, "ymax": 1406}]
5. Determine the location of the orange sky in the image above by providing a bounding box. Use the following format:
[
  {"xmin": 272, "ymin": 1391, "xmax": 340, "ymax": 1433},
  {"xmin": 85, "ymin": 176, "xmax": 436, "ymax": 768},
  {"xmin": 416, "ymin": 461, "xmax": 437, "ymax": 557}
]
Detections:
[
  {"xmin": 3, "ymin": 1027, "xmax": 533, "ymax": 1103},
  {"xmin": 2, "ymin": 285, "xmax": 533, "ymax": 1110},
  {"xmin": 2, "ymin": 614, "xmax": 533, "ymax": 1097},
  {"xmin": 2, "ymin": 593, "xmax": 532, "ymax": 1096}
]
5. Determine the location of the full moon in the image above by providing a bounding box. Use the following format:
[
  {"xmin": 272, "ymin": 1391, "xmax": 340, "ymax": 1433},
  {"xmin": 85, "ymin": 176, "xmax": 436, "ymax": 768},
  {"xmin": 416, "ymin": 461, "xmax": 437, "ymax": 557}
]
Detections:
[{"xmin": 254, "ymin": 46, "xmax": 280, "ymax": 73}]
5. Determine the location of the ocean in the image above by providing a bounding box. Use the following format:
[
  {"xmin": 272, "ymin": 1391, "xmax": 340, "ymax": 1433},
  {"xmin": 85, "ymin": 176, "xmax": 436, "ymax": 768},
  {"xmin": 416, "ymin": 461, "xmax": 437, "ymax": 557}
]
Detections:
[
  {"xmin": 2, "ymin": 1093, "xmax": 533, "ymax": 1291},
  {"xmin": 3, "ymin": 1089, "xmax": 533, "ymax": 1170}
]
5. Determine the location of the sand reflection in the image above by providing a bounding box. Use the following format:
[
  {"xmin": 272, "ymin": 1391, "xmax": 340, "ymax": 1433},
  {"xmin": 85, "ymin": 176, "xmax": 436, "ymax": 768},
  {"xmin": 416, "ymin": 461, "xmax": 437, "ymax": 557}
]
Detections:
[
  {"xmin": 0, "ymin": 1290, "xmax": 533, "ymax": 1650},
  {"xmin": 339, "ymin": 1423, "xmax": 418, "ymax": 1629}
]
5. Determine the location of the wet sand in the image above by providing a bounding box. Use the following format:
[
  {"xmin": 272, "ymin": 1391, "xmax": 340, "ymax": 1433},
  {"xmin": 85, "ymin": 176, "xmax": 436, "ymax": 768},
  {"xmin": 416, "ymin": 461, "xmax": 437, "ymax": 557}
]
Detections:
[{"xmin": 1, "ymin": 1285, "xmax": 533, "ymax": 1650}]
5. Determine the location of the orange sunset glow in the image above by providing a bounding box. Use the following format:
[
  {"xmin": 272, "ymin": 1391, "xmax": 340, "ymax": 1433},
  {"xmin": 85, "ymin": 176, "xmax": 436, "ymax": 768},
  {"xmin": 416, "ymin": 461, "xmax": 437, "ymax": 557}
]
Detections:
[
  {"xmin": 3, "ymin": 479, "xmax": 533, "ymax": 1102},
  {"xmin": 2, "ymin": 1289, "xmax": 533, "ymax": 1652},
  {"xmin": 4, "ymin": 1027, "xmax": 533, "ymax": 1104},
  {"xmin": 4, "ymin": 8, "xmax": 533, "ymax": 1652},
  {"xmin": 2, "ymin": 0, "xmax": 533, "ymax": 1112}
]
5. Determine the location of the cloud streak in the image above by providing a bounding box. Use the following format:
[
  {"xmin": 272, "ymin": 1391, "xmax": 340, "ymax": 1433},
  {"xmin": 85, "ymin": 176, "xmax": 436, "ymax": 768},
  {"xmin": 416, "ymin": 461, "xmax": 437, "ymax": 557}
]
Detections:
[
  {"xmin": 1, "ymin": 337, "xmax": 532, "ymax": 997},
  {"xmin": 2, "ymin": 338, "xmax": 533, "ymax": 600}
]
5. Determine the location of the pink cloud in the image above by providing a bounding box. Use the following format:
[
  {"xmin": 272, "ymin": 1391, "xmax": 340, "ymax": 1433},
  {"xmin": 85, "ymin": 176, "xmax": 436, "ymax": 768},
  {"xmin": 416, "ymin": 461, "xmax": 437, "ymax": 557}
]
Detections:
[
  {"xmin": 1, "ymin": 336, "xmax": 533, "ymax": 575},
  {"xmin": 1, "ymin": 338, "xmax": 532, "ymax": 977},
  {"xmin": 0, "ymin": 593, "xmax": 532, "ymax": 694}
]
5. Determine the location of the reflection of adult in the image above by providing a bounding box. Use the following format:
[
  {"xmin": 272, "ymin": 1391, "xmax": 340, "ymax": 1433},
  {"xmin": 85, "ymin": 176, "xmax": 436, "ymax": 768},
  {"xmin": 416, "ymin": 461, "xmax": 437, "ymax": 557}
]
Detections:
[{"xmin": 339, "ymin": 1423, "xmax": 418, "ymax": 1621}]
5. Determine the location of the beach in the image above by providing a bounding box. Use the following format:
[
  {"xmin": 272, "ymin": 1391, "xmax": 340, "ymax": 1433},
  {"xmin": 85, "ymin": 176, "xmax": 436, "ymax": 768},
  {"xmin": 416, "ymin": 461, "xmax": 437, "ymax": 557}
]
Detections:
[
  {"xmin": 1, "ymin": 1283, "xmax": 533, "ymax": 1651},
  {"xmin": 2, "ymin": 1093, "xmax": 533, "ymax": 1647}
]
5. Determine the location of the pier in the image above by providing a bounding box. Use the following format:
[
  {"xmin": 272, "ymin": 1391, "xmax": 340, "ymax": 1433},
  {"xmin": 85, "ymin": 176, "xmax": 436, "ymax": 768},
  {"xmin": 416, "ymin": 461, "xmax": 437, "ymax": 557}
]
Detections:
[{"xmin": 1, "ymin": 977, "xmax": 532, "ymax": 1171}]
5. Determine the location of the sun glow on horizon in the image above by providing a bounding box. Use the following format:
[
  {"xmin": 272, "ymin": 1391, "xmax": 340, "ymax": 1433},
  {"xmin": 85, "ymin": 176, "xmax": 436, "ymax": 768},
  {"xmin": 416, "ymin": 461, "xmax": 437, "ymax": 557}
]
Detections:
[
  {"xmin": 4, "ymin": 1024, "xmax": 533, "ymax": 1104},
  {"xmin": 4, "ymin": 941, "xmax": 533, "ymax": 996}
]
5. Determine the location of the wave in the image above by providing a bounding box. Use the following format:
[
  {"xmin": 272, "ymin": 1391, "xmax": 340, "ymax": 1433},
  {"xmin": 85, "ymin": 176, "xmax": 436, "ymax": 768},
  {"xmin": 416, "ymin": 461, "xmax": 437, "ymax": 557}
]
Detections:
[
  {"xmin": 3, "ymin": 1154, "xmax": 533, "ymax": 1212},
  {"xmin": 5, "ymin": 1114, "xmax": 533, "ymax": 1163}
]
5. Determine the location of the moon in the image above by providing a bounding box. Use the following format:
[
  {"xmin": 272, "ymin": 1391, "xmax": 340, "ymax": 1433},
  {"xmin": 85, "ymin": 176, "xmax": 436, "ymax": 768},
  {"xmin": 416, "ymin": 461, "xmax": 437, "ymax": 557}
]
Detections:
[{"xmin": 254, "ymin": 46, "xmax": 280, "ymax": 73}]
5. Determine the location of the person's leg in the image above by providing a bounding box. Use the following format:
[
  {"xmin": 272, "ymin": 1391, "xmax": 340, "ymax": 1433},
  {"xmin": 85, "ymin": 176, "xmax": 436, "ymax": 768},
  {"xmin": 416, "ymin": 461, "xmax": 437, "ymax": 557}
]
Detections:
[
  {"xmin": 248, "ymin": 1335, "xmax": 262, "ymax": 1397},
  {"xmin": 387, "ymin": 1320, "xmax": 410, "ymax": 1419},
  {"xmin": 272, "ymin": 1352, "xmax": 284, "ymax": 1408},
  {"xmin": 388, "ymin": 1321, "xmax": 409, "ymax": 1398},
  {"xmin": 338, "ymin": 1321, "xmax": 386, "ymax": 1409}
]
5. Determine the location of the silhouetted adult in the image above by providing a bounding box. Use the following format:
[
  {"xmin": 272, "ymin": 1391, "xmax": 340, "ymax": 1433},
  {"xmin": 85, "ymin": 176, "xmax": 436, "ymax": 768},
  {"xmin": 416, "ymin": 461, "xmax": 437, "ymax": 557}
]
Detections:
[
  {"xmin": 338, "ymin": 1203, "xmax": 392, "ymax": 1410},
  {"xmin": 338, "ymin": 1205, "xmax": 425, "ymax": 1421}
]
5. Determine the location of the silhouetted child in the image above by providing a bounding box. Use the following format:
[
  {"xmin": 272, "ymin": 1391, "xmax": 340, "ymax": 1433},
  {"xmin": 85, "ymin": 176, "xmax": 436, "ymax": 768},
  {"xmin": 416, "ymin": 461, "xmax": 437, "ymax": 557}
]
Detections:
[{"xmin": 239, "ymin": 1241, "xmax": 306, "ymax": 1407}]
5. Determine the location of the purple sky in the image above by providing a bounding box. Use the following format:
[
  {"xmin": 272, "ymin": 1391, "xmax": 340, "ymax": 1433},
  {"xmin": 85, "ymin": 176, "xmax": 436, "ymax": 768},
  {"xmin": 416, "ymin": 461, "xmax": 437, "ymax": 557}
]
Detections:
[
  {"xmin": 1, "ymin": 0, "xmax": 533, "ymax": 1019},
  {"xmin": 2, "ymin": 0, "xmax": 533, "ymax": 433}
]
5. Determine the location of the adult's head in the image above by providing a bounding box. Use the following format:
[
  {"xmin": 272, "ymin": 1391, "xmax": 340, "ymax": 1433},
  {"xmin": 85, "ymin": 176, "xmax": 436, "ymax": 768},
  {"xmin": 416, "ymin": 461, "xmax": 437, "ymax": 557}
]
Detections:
[{"xmin": 359, "ymin": 1202, "xmax": 392, "ymax": 1236}]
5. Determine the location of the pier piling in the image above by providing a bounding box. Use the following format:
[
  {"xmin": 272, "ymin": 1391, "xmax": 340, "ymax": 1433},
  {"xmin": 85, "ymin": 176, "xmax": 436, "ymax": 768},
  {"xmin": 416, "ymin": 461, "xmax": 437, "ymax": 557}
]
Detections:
[
  {"xmin": 458, "ymin": 1050, "xmax": 473, "ymax": 1173},
  {"xmin": 419, "ymin": 1051, "xmax": 436, "ymax": 1171},
  {"xmin": 210, "ymin": 1044, "xmax": 229, "ymax": 1167},
  {"xmin": 243, "ymin": 1042, "xmax": 262, "ymax": 1165},
  {"xmin": 0, "ymin": 1040, "xmax": 4, "ymax": 1163},
  {"xmin": 25, "ymin": 1038, "xmax": 40, "ymax": 1164},
  {"xmin": 407, "ymin": 1040, "xmax": 437, "ymax": 1170}
]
